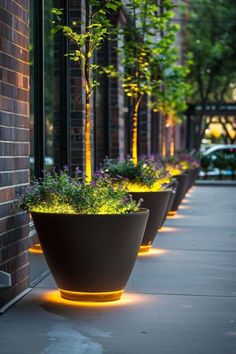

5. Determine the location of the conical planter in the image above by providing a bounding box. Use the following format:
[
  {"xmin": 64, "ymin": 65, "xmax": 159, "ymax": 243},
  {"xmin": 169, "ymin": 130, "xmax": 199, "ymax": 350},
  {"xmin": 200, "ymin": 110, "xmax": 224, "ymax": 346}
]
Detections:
[
  {"xmin": 170, "ymin": 174, "xmax": 190, "ymax": 214},
  {"xmin": 160, "ymin": 190, "xmax": 176, "ymax": 228},
  {"xmin": 31, "ymin": 209, "xmax": 149, "ymax": 302},
  {"xmin": 132, "ymin": 191, "xmax": 171, "ymax": 253},
  {"xmin": 185, "ymin": 167, "xmax": 199, "ymax": 192}
]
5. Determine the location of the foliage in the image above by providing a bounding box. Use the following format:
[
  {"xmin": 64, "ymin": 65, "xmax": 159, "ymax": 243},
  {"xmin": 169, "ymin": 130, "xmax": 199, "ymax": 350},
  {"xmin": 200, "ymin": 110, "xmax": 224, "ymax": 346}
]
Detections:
[
  {"xmin": 163, "ymin": 153, "xmax": 200, "ymax": 176},
  {"xmin": 185, "ymin": 0, "xmax": 236, "ymax": 103},
  {"xmin": 151, "ymin": 52, "xmax": 192, "ymax": 122},
  {"xmin": 162, "ymin": 157, "xmax": 184, "ymax": 177},
  {"xmin": 178, "ymin": 153, "xmax": 200, "ymax": 170},
  {"xmin": 102, "ymin": 158, "xmax": 171, "ymax": 192},
  {"xmin": 19, "ymin": 171, "xmax": 141, "ymax": 215}
]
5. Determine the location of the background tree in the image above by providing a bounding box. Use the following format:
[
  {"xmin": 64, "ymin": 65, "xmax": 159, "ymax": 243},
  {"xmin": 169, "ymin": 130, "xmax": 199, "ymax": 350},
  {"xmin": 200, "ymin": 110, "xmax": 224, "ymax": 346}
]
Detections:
[
  {"xmin": 104, "ymin": 0, "xmax": 177, "ymax": 164},
  {"xmin": 185, "ymin": 0, "xmax": 236, "ymax": 146},
  {"xmin": 151, "ymin": 45, "xmax": 192, "ymax": 155}
]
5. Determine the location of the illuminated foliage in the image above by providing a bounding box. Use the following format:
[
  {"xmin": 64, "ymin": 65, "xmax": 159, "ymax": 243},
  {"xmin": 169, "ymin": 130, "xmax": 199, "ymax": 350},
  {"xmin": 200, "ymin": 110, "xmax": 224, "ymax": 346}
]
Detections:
[
  {"xmin": 163, "ymin": 154, "xmax": 200, "ymax": 176},
  {"xmin": 102, "ymin": 158, "xmax": 171, "ymax": 192},
  {"xmin": 20, "ymin": 171, "xmax": 141, "ymax": 215}
]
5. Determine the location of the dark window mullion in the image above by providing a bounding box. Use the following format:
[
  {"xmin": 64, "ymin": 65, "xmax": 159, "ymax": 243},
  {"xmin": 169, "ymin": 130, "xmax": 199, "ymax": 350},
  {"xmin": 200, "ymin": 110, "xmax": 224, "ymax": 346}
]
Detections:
[{"xmin": 34, "ymin": 0, "xmax": 45, "ymax": 178}]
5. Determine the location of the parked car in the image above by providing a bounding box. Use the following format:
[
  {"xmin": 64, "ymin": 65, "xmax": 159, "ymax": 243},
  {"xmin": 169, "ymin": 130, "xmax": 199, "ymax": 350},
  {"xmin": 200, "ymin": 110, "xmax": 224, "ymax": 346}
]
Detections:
[{"xmin": 200, "ymin": 144, "xmax": 236, "ymax": 177}]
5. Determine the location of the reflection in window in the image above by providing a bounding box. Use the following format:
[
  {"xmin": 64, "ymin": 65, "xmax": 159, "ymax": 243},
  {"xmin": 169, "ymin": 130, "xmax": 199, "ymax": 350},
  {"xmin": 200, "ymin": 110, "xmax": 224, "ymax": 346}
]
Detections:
[
  {"xmin": 44, "ymin": 0, "xmax": 55, "ymax": 171},
  {"xmin": 29, "ymin": 0, "xmax": 34, "ymax": 177}
]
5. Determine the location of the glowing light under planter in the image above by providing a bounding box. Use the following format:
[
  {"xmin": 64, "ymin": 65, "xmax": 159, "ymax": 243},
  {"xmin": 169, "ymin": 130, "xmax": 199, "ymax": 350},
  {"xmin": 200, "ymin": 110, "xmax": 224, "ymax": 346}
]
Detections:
[
  {"xmin": 43, "ymin": 290, "xmax": 145, "ymax": 308},
  {"xmin": 178, "ymin": 204, "xmax": 190, "ymax": 210},
  {"xmin": 167, "ymin": 213, "xmax": 185, "ymax": 219},
  {"xmin": 138, "ymin": 245, "xmax": 152, "ymax": 254},
  {"xmin": 159, "ymin": 226, "xmax": 178, "ymax": 233},
  {"xmin": 29, "ymin": 243, "xmax": 43, "ymax": 254},
  {"xmin": 59, "ymin": 289, "xmax": 123, "ymax": 302},
  {"xmin": 168, "ymin": 211, "xmax": 176, "ymax": 217},
  {"xmin": 138, "ymin": 248, "xmax": 168, "ymax": 257}
]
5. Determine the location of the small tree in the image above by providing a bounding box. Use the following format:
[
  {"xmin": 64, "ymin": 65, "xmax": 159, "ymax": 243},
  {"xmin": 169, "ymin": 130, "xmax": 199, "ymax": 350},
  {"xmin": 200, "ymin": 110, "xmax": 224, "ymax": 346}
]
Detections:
[
  {"xmin": 151, "ymin": 48, "xmax": 192, "ymax": 156},
  {"xmin": 52, "ymin": 1, "xmax": 120, "ymax": 182},
  {"xmin": 104, "ymin": 0, "xmax": 177, "ymax": 164}
]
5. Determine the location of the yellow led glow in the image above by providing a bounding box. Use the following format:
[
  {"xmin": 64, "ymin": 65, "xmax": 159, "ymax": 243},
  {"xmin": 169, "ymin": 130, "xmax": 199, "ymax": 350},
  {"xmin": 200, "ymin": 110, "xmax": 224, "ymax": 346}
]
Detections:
[
  {"xmin": 165, "ymin": 164, "xmax": 182, "ymax": 177},
  {"xmin": 168, "ymin": 211, "xmax": 177, "ymax": 216},
  {"xmin": 59, "ymin": 289, "xmax": 124, "ymax": 302},
  {"xmin": 43, "ymin": 290, "xmax": 146, "ymax": 308},
  {"xmin": 159, "ymin": 226, "xmax": 178, "ymax": 233},
  {"xmin": 138, "ymin": 245, "xmax": 152, "ymax": 254},
  {"xmin": 124, "ymin": 177, "xmax": 171, "ymax": 193},
  {"xmin": 178, "ymin": 204, "xmax": 190, "ymax": 210},
  {"xmin": 29, "ymin": 243, "xmax": 43, "ymax": 254},
  {"xmin": 167, "ymin": 213, "xmax": 185, "ymax": 219},
  {"xmin": 138, "ymin": 248, "xmax": 168, "ymax": 257}
]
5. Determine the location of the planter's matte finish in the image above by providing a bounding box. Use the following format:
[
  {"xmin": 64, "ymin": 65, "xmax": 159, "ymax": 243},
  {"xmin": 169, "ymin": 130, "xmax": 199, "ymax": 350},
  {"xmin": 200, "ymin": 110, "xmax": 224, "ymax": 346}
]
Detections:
[
  {"xmin": 132, "ymin": 191, "xmax": 170, "ymax": 251},
  {"xmin": 186, "ymin": 167, "xmax": 200, "ymax": 192},
  {"xmin": 170, "ymin": 174, "xmax": 190, "ymax": 212},
  {"xmin": 160, "ymin": 190, "xmax": 176, "ymax": 228},
  {"xmin": 31, "ymin": 209, "xmax": 149, "ymax": 301}
]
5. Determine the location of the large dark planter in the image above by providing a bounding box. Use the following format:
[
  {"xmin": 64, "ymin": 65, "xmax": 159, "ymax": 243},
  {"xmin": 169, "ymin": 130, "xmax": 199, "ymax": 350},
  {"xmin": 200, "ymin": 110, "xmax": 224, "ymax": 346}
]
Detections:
[
  {"xmin": 31, "ymin": 209, "xmax": 149, "ymax": 302},
  {"xmin": 132, "ymin": 191, "xmax": 170, "ymax": 253},
  {"xmin": 170, "ymin": 174, "xmax": 190, "ymax": 213},
  {"xmin": 160, "ymin": 190, "xmax": 176, "ymax": 228},
  {"xmin": 186, "ymin": 167, "xmax": 200, "ymax": 192}
]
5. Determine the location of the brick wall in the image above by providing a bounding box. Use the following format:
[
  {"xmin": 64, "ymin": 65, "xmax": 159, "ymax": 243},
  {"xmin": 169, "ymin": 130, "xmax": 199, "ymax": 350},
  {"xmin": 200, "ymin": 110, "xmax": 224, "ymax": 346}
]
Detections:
[
  {"xmin": 0, "ymin": 0, "xmax": 30, "ymax": 308},
  {"xmin": 139, "ymin": 95, "xmax": 152, "ymax": 157}
]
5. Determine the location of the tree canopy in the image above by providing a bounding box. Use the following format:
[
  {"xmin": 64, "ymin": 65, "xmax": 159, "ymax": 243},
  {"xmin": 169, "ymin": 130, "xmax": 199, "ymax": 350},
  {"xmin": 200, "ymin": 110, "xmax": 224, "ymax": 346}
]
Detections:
[{"xmin": 185, "ymin": 0, "xmax": 236, "ymax": 103}]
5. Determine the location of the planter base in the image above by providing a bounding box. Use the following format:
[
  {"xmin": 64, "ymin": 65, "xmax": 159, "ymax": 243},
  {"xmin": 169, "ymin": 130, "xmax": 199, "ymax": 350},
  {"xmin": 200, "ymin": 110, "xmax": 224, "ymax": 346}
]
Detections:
[
  {"xmin": 138, "ymin": 245, "xmax": 151, "ymax": 254},
  {"xmin": 59, "ymin": 289, "xmax": 124, "ymax": 302}
]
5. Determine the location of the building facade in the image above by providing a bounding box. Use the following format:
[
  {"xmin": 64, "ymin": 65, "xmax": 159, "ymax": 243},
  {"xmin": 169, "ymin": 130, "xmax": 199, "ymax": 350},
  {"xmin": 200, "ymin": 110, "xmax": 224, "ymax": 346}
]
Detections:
[{"xmin": 0, "ymin": 0, "xmax": 187, "ymax": 308}]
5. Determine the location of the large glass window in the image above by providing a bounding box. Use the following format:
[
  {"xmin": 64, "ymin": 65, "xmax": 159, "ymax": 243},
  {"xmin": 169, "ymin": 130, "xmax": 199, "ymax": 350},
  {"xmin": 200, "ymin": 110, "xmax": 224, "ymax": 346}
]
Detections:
[{"xmin": 30, "ymin": 0, "xmax": 69, "ymax": 178}]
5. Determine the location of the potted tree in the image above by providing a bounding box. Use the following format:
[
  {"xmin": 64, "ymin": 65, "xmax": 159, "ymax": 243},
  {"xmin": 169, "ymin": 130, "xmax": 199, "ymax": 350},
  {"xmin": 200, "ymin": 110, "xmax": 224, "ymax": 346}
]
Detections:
[
  {"xmin": 100, "ymin": 0, "xmax": 178, "ymax": 253},
  {"xmin": 164, "ymin": 159, "xmax": 188, "ymax": 215},
  {"xmin": 20, "ymin": 171, "xmax": 149, "ymax": 302},
  {"xmin": 102, "ymin": 158, "xmax": 172, "ymax": 253}
]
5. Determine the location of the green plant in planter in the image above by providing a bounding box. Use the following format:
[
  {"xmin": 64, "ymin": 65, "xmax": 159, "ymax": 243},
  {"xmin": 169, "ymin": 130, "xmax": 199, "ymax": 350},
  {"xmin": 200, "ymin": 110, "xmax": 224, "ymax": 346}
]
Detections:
[
  {"xmin": 162, "ymin": 157, "xmax": 184, "ymax": 177},
  {"xmin": 21, "ymin": 170, "xmax": 149, "ymax": 303},
  {"xmin": 178, "ymin": 154, "xmax": 200, "ymax": 171},
  {"xmin": 20, "ymin": 171, "xmax": 141, "ymax": 215},
  {"xmin": 102, "ymin": 158, "xmax": 171, "ymax": 192}
]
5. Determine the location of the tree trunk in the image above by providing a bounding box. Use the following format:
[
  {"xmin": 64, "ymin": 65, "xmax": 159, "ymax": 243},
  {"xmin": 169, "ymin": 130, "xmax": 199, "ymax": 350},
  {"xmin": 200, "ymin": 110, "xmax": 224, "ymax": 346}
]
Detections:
[
  {"xmin": 161, "ymin": 115, "xmax": 167, "ymax": 157},
  {"xmin": 84, "ymin": 2, "xmax": 92, "ymax": 183},
  {"xmin": 85, "ymin": 81, "xmax": 92, "ymax": 183},
  {"xmin": 131, "ymin": 96, "xmax": 142, "ymax": 165}
]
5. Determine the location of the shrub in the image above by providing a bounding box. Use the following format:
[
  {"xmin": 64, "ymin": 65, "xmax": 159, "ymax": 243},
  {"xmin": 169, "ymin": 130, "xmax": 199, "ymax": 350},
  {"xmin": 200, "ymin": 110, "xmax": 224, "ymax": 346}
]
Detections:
[
  {"xmin": 101, "ymin": 158, "xmax": 171, "ymax": 192},
  {"xmin": 19, "ymin": 171, "xmax": 141, "ymax": 215}
]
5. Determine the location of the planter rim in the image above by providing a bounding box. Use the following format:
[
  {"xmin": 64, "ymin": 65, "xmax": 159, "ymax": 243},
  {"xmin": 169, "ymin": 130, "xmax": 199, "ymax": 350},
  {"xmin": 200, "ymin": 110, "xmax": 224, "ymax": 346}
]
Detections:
[{"xmin": 30, "ymin": 207, "xmax": 149, "ymax": 218}]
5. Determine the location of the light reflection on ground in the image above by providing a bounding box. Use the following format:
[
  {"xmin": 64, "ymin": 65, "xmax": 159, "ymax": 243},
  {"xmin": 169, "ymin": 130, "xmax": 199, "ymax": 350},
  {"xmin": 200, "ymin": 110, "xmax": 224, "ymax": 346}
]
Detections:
[
  {"xmin": 159, "ymin": 226, "xmax": 178, "ymax": 233},
  {"xmin": 138, "ymin": 248, "xmax": 168, "ymax": 257},
  {"xmin": 167, "ymin": 213, "xmax": 185, "ymax": 219}
]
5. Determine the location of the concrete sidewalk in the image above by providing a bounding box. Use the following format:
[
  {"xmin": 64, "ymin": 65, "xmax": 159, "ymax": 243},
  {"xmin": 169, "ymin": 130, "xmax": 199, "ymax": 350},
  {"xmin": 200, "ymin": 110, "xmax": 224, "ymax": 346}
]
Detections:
[{"xmin": 0, "ymin": 186, "xmax": 236, "ymax": 354}]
